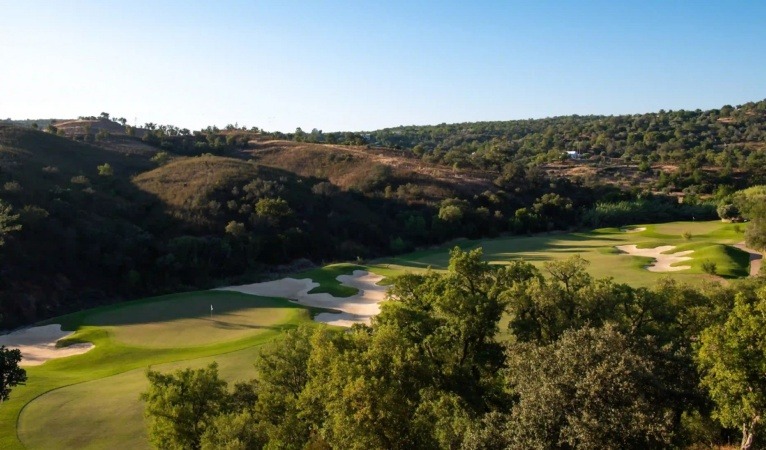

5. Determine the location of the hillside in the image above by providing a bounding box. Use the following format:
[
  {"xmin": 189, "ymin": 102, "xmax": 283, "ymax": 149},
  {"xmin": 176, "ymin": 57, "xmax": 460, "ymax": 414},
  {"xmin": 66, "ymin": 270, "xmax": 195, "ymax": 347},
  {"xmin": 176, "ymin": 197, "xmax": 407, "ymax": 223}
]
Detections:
[
  {"xmin": 1, "ymin": 100, "xmax": 764, "ymax": 328},
  {"xmin": 0, "ymin": 126, "xmax": 165, "ymax": 326},
  {"xmin": 246, "ymin": 139, "xmax": 495, "ymax": 202},
  {"xmin": 0, "ymin": 127, "xmax": 561, "ymax": 328}
]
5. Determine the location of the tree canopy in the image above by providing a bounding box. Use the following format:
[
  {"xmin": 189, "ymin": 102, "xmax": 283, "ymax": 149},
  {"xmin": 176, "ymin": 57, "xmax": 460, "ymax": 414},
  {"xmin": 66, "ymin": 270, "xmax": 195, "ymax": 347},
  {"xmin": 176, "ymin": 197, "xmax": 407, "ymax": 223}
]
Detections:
[
  {"xmin": 0, "ymin": 346, "xmax": 26, "ymax": 403},
  {"xmin": 140, "ymin": 248, "xmax": 766, "ymax": 449}
]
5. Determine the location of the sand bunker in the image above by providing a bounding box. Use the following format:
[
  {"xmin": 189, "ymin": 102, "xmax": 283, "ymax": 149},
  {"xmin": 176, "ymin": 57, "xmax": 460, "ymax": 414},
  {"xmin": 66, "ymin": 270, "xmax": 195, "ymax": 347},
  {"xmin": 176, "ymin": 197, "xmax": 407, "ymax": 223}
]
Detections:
[
  {"xmin": 616, "ymin": 245, "xmax": 694, "ymax": 272},
  {"xmin": 620, "ymin": 227, "xmax": 646, "ymax": 233},
  {"xmin": 216, "ymin": 270, "xmax": 388, "ymax": 327},
  {"xmin": 0, "ymin": 324, "xmax": 94, "ymax": 366}
]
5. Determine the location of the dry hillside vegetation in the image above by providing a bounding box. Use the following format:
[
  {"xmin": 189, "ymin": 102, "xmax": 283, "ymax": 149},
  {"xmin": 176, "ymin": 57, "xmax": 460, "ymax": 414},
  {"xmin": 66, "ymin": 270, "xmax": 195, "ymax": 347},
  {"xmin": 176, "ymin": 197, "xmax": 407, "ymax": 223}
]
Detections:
[
  {"xmin": 133, "ymin": 155, "xmax": 260, "ymax": 224},
  {"xmin": 247, "ymin": 139, "xmax": 495, "ymax": 202}
]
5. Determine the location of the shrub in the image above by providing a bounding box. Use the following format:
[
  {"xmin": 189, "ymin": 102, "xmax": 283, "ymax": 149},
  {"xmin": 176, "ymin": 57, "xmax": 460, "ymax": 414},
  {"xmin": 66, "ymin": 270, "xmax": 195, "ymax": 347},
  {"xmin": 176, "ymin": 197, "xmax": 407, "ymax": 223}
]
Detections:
[
  {"xmin": 3, "ymin": 181, "xmax": 22, "ymax": 193},
  {"xmin": 71, "ymin": 175, "xmax": 90, "ymax": 185},
  {"xmin": 97, "ymin": 163, "xmax": 113, "ymax": 176},
  {"xmin": 682, "ymin": 231, "xmax": 692, "ymax": 241},
  {"xmin": 701, "ymin": 260, "xmax": 717, "ymax": 275}
]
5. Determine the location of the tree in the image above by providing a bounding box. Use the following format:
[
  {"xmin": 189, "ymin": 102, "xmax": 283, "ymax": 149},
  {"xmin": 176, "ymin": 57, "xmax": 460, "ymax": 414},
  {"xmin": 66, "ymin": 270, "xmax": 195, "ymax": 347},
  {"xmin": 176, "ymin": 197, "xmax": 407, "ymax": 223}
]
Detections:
[
  {"xmin": 732, "ymin": 186, "xmax": 766, "ymax": 251},
  {"xmin": 0, "ymin": 346, "xmax": 26, "ymax": 403},
  {"xmin": 717, "ymin": 203, "xmax": 740, "ymax": 221},
  {"xmin": 151, "ymin": 151, "xmax": 171, "ymax": 166},
  {"xmin": 224, "ymin": 221, "xmax": 246, "ymax": 238},
  {"xmin": 697, "ymin": 288, "xmax": 766, "ymax": 449},
  {"xmin": 141, "ymin": 363, "xmax": 230, "ymax": 450},
  {"xmin": 0, "ymin": 200, "xmax": 21, "ymax": 246},
  {"xmin": 505, "ymin": 325, "xmax": 677, "ymax": 449},
  {"xmin": 438, "ymin": 205, "xmax": 463, "ymax": 223},
  {"xmin": 254, "ymin": 197, "xmax": 292, "ymax": 226},
  {"xmin": 744, "ymin": 217, "xmax": 766, "ymax": 252},
  {"xmin": 505, "ymin": 255, "xmax": 619, "ymax": 343},
  {"xmin": 200, "ymin": 410, "xmax": 267, "ymax": 450},
  {"xmin": 97, "ymin": 163, "xmax": 113, "ymax": 177}
]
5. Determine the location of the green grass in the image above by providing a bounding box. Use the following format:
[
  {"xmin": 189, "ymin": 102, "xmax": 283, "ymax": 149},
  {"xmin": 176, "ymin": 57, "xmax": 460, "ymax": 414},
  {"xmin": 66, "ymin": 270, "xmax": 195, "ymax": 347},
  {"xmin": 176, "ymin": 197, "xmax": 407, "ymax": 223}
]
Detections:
[
  {"xmin": 296, "ymin": 263, "xmax": 366, "ymax": 297},
  {"xmin": 375, "ymin": 220, "xmax": 751, "ymax": 288},
  {"xmin": 86, "ymin": 291, "xmax": 293, "ymax": 348},
  {"xmin": 3, "ymin": 291, "xmax": 318, "ymax": 450},
  {"xmin": 18, "ymin": 343, "xmax": 268, "ymax": 450}
]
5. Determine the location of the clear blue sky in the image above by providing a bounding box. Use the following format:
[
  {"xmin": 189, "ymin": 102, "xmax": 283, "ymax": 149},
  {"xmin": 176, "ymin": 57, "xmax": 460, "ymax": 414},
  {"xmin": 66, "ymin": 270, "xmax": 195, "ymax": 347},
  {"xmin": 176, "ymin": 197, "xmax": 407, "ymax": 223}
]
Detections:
[{"xmin": 1, "ymin": 1, "xmax": 764, "ymax": 132}]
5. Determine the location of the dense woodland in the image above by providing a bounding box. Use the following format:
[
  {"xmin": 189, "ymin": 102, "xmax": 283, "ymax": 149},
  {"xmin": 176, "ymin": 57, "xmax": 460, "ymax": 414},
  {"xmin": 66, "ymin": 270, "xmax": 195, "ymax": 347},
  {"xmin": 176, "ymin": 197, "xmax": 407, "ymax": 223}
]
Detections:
[
  {"xmin": 142, "ymin": 249, "xmax": 766, "ymax": 450},
  {"xmin": 0, "ymin": 101, "xmax": 764, "ymax": 330}
]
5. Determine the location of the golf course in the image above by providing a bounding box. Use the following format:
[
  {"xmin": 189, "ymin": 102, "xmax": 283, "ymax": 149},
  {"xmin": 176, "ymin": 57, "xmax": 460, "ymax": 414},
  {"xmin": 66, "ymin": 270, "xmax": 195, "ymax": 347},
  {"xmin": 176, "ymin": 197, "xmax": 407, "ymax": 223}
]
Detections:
[{"xmin": 1, "ymin": 220, "xmax": 759, "ymax": 449}]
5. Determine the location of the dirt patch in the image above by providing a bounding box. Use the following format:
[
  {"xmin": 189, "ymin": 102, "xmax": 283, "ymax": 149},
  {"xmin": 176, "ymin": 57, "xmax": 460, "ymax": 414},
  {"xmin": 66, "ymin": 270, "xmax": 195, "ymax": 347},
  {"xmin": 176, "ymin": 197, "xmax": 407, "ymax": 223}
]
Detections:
[
  {"xmin": 616, "ymin": 245, "xmax": 693, "ymax": 272},
  {"xmin": 620, "ymin": 227, "xmax": 646, "ymax": 233},
  {"xmin": 215, "ymin": 270, "xmax": 388, "ymax": 327},
  {"xmin": 0, "ymin": 324, "xmax": 94, "ymax": 366}
]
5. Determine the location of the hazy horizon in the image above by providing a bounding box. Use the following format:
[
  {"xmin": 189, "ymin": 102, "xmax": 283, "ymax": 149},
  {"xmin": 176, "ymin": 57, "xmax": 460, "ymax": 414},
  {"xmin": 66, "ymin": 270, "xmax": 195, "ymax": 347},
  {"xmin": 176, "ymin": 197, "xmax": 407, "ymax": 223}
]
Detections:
[{"xmin": 2, "ymin": 1, "xmax": 764, "ymax": 132}]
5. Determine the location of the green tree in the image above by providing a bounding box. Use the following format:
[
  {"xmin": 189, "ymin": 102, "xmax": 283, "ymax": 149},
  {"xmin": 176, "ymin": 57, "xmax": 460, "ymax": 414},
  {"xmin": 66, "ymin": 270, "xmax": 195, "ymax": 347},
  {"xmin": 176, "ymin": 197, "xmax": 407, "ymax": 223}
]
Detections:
[
  {"xmin": 97, "ymin": 163, "xmax": 113, "ymax": 176},
  {"xmin": 717, "ymin": 203, "xmax": 740, "ymax": 221},
  {"xmin": 254, "ymin": 197, "xmax": 293, "ymax": 226},
  {"xmin": 732, "ymin": 186, "xmax": 766, "ymax": 251},
  {"xmin": 697, "ymin": 288, "xmax": 766, "ymax": 449},
  {"xmin": 0, "ymin": 346, "xmax": 26, "ymax": 403},
  {"xmin": 505, "ymin": 255, "xmax": 617, "ymax": 343},
  {"xmin": 0, "ymin": 200, "xmax": 21, "ymax": 246},
  {"xmin": 200, "ymin": 410, "xmax": 267, "ymax": 450},
  {"xmin": 744, "ymin": 218, "xmax": 766, "ymax": 253},
  {"xmin": 151, "ymin": 151, "xmax": 171, "ymax": 166},
  {"xmin": 224, "ymin": 221, "xmax": 246, "ymax": 238},
  {"xmin": 505, "ymin": 325, "xmax": 676, "ymax": 449},
  {"xmin": 141, "ymin": 363, "xmax": 229, "ymax": 450},
  {"xmin": 438, "ymin": 204, "xmax": 463, "ymax": 223}
]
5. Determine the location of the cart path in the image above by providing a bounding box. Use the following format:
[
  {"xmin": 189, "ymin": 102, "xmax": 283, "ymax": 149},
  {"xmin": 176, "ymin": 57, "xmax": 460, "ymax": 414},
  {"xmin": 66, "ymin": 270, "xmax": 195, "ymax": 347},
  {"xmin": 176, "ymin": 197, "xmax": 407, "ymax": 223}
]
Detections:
[{"xmin": 734, "ymin": 242, "xmax": 762, "ymax": 277}]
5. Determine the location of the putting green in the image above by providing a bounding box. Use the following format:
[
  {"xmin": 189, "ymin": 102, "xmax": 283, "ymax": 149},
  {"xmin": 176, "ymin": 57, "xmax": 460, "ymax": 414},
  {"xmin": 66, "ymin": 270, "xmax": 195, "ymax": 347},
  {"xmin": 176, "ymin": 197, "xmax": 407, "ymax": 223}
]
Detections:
[
  {"xmin": 3, "ymin": 291, "xmax": 314, "ymax": 450},
  {"xmin": 18, "ymin": 343, "xmax": 265, "ymax": 450},
  {"xmin": 87, "ymin": 291, "xmax": 292, "ymax": 348}
]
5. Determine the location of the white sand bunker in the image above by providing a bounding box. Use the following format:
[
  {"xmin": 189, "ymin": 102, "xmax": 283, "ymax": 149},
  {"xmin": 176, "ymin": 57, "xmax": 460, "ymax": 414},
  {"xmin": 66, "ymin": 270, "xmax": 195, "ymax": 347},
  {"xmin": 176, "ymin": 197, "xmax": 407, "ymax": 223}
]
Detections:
[
  {"xmin": 616, "ymin": 245, "xmax": 694, "ymax": 272},
  {"xmin": 620, "ymin": 227, "xmax": 646, "ymax": 233},
  {"xmin": 216, "ymin": 270, "xmax": 388, "ymax": 327},
  {"xmin": 0, "ymin": 324, "xmax": 94, "ymax": 366}
]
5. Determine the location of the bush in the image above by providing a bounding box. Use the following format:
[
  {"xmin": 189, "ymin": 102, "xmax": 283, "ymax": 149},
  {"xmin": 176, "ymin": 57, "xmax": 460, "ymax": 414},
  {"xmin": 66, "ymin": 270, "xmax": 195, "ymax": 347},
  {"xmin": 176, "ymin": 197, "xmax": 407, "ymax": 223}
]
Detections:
[
  {"xmin": 70, "ymin": 175, "xmax": 90, "ymax": 185},
  {"xmin": 682, "ymin": 231, "xmax": 692, "ymax": 241},
  {"xmin": 701, "ymin": 260, "xmax": 717, "ymax": 275}
]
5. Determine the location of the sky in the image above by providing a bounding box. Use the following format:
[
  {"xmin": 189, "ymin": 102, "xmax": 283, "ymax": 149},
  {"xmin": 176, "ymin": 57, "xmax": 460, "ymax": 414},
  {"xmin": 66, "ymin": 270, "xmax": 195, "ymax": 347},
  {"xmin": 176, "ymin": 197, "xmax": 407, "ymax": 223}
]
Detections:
[{"xmin": 1, "ymin": 1, "xmax": 764, "ymax": 132}]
